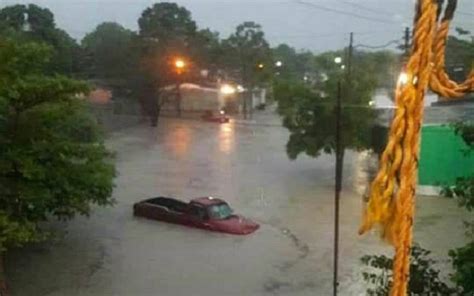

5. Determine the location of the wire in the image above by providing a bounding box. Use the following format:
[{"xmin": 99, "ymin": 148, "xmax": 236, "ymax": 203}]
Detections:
[
  {"xmin": 293, "ymin": 0, "xmax": 398, "ymax": 25},
  {"xmin": 336, "ymin": 0, "xmax": 394, "ymax": 17},
  {"xmin": 458, "ymin": 12, "xmax": 474, "ymax": 17},
  {"xmin": 355, "ymin": 39, "xmax": 402, "ymax": 49}
]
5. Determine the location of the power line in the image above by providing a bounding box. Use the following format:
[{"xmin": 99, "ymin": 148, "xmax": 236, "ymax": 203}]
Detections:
[
  {"xmin": 458, "ymin": 12, "xmax": 474, "ymax": 17},
  {"xmin": 293, "ymin": 0, "xmax": 398, "ymax": 25},
  {"xmin": 355, "ymin": 39, "xmax": 402, "ymax": 49},
  {"xmin": 336, "ymin": 0, "xmax": 394, "ymax": 17}
]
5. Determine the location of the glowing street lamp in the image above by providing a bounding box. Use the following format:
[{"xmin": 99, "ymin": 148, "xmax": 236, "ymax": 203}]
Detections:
[
  {"xmin": 257, "ymin": 63, "xmax": 265, "ymax": 70},
  {"xmin": 275, "ymin": 60, "xmax": 283, "ymax": 67},
  {"xmin": 174, "ymin": 58, "xmax": 187, "ymax": 117},
  {"xmin": 175, "ymin": 58, "xmax": 185, "ymax": 70},
  {"xmin": 334, "ymin": 57, "xmax": 342, "ymax": 64},
  {"xmin": 220, "ymin": 84, "xmax": 236, "ymax": 95}
]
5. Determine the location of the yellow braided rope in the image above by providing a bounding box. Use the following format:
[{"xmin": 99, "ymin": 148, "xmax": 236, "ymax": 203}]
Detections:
[{"xmin": 359, "ymin": 0, "xmax": 473, "ymax": 295}]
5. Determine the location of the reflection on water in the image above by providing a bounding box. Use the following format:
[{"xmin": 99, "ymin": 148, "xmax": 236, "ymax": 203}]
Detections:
[
  {"xmin": 166, "ymin": 125, "xmax": 191, "ymax": 157},
  {"xmin": 219, "ymin": 122, "xmax": 235, "ymax": 154}
]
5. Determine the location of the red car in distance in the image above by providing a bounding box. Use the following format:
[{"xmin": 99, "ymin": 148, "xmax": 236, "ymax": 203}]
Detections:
[
  {"xmin": 201, "ymin": 110, "xmax": 230, "ymax": 123},
  {"xmin": 133, "ymin": 196, "xmax": 259, "ymax": 235}
]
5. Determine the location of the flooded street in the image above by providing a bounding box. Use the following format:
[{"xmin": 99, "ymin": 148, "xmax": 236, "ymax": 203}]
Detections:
[{"xmin": 7, "ymin": 113, "xmax": 470, "ymax": 296}]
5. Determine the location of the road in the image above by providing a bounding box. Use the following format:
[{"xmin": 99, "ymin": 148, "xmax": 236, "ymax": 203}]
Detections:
[{"xmin": 7, "ymin": 112, "xmax": 470, "ymax": 296}]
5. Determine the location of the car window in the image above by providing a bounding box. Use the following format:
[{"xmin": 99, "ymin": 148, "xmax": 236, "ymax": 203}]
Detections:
[{"xmin": 189, "ymin": 204, "xmax": 208, "ymax": 220}]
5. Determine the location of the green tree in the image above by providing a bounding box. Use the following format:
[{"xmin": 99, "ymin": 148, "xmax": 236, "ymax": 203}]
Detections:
[
  {"xmin": 222, "ymin": 21, "xmax": 273, "ymax": 86},
  {"xmin": 81, "ymin": 22, "xmax": 138, "ymax": 79},
  {"xmin": 272, "ymin": 44, "xmax": 317, "ymax": 82},
  {"xmin": 137, "ymin": 2, "xmax": 198, "ymax": 125},
  {"xmin": 0, "ymin": 39, "xmax": 115, "ymax": 295},
  {"xmin": 222, "ymin": 22, "xmax": 273, "ymax": 117},
  {"xmin": 0, "ymin": 4, "xmax": 80, "ymax": 75},
  {"xmin": 442, "ymin": 122, "xmax": 474, "ymax": 295},
  {"xmin": 361, "ymin": 245, "xmax": 458, "ymax": 295},
  {"xmin": 275, "ymin": 50, "xmax": 378, "ymax": 161},
  {"xmin": 445, "ymin": 28, "xmax": 474, "ymax": 82},
  {"xmin": 190, "ymin": 28, "xmax": 222, "ymax": 75}
]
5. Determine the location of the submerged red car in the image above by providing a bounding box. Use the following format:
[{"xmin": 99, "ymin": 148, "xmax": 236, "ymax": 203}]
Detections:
[
  {"xmin": 201, "ymin": 110, "xmax": 230, "ymax": 123},
  {"xmin": 133, "ymin": 196, "xmax": 259, "ymax": 235}
]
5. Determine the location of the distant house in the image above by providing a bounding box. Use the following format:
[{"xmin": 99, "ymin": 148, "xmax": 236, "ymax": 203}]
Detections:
[
  {"xmin": 160, "ymin": 83, "xmax": 268, "ymax": 114},
  {"xmin": 161, "ymin": 83, "xmax": 222, "ymax": 112}
]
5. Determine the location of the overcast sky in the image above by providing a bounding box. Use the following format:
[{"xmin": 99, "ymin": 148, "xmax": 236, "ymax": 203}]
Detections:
[{"xmin": 2, "ymin": 0, "xmax": 473, "ymax": 52}]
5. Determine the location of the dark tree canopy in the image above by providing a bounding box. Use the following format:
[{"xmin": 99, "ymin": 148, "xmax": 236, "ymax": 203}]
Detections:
[
  {"xmin": 222, "ymin": 21, "xmax": 273, "ymax": 86},
  {"xmin": 0, "ymin": 4, "xmax": 80, "ymax": 75},
  {"xmin": 0, "ymin": 38, "xmax": 115, "ymax": 252},
  {"xmin": 275, "ymin": 50, "xmax": 380, "ymax": 160},
  {"xmin": 81, "ymin": 22, "xmax": 138, "ymax": 79},
  {"xmin": 138, "ymin": 2, "xmax": 196, "ymax": 51}
]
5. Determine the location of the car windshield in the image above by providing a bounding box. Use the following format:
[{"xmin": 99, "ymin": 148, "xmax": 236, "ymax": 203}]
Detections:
[{"xmin": 208, "ymin": 203, "xmax": 233, "ymax": 220}]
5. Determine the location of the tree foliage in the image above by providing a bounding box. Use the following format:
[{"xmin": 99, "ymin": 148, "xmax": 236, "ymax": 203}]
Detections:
[
  {"xmin": 441, "ymin": 122, "xmax": 474, "ymax": 295},
  {"xmin": 222, "ymin": 21, "xmax": 273, "ymax": 86},
  {"xmin": 0, "ymin": 4, "xmax": 80, "ymax": 75},
  {"xmin": 445, "ymin": 29, "xmax": 474, "ymax": 82},
  {"xmin": 135, "ymin": 2, "xmax": 200, "ymax": 124},
  {"xmin": 275, "ymin": 50, "xmax": 380, "ymax": 160},
  {"xmin": 81, "ymin": 22, "xmax": 138, "ymax": 79},
  {"xmin": 0, "ymin": 38, "xmax": 115, "ymax": 252},
  {"xmin": 272, "ymin": 44, "xmax": 317, "ymax": 81},
  {"xmin": 361, "ymin": 245, "xmax": 458, "ymax": 295}
]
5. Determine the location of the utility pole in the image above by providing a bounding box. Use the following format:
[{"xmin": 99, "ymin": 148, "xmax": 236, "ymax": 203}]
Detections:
[
  {"xmin": 404, "ymin": 27, "xmax": 410, "ymax": 57},
  {"xmin": 333, "ymin": 80, "xmax": 343, "ymax": 296},
  {"xmin": 333, "ymin": 31, "xmax": 353, "ymax": 296},
  {"xmin": 347, "ymin": 32, "xmax": 354, "ymax": 81}
]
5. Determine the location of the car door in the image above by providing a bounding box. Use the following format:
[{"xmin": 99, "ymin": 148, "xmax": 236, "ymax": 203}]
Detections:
[{"xmin": 188, "ymin": 203, "xmax": 212, "ymax": 230}]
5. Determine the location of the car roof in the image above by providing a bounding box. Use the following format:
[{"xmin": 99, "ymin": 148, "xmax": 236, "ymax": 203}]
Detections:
[{"xmin": 191, "ymin": 197, "xmax": 227, "ymax": 206}]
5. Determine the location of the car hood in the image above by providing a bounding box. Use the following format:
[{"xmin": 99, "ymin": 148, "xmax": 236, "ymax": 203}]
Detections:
[{"xmin": 212, "ymin": 215, "xmax": 259, "ymax": 235}]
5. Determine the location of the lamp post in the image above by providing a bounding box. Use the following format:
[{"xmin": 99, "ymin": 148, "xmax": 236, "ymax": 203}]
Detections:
[
  {"xmin": 333, "ymin": 55, "xmax": 343, "ymax": 296},
  {"xmin": 174, "ymin": 58, "xmax": 186, "ymax": 117}
]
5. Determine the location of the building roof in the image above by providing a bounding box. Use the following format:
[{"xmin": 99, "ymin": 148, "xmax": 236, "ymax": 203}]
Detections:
[{"xmin": 431, "ymin": 94, "xmax": 474, "ymax": 106}]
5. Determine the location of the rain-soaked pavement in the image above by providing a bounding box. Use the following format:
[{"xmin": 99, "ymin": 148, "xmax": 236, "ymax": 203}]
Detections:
[{"xmin": 7, "ymin": 111, "xmax": 470, "ymax": 296}]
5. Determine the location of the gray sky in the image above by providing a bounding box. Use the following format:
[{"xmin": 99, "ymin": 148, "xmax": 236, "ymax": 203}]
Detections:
[{"xmin": 2, "ymin": 0, "xmax": 473, "ymax": 52}]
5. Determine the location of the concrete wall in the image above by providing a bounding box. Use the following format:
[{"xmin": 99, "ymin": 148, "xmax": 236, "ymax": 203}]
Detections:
[{"xmin": 376, "ymin": 105, "xmax": 474, "ymax": 126}]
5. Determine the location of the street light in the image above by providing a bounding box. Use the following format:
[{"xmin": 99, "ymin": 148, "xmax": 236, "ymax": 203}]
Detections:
[
  {"xmin": 220, "ymin": 84, "xmax": 236, "ymax": 95},
  {"xmin": 257, "ymin": 63, "xmax": 265, "ymax": 70},
  {"xmin": 334, "ymin": 57, "xmax": 342, "ymax": 64},
  {"xmin": 275, "ymin": 61, "xmax": 283, "ymax": 67},
  {"xmin": 174, "ymin": 58, "xmax": 187, "ymax": 117},
  {"xmin": 175, "ymin": 58, "xmax": 185, "ymax": 70}
]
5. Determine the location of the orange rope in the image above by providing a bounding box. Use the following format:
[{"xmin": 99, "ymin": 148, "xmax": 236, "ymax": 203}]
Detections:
[{"xmin": 359, "ymin": 0, "xmax": 473, "ymax": 295}]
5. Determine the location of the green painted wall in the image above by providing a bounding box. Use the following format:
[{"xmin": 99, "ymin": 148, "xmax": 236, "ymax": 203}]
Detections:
[{"xmin": 419, "ymin": 125, "xmax": 474, "ymax": 185}]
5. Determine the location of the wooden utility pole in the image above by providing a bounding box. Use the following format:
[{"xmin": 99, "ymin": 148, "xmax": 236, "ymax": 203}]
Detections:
[
  {"xmin": 333, "ymin": 31, "xmax": 353, "ymax": 296},
  {"xmin": 333, "ymin": 80, "xmax": 343, "ymax": 296},
  {"xmin": 404, "ymin": 27, "xmax": 411, "ymax": 56}
]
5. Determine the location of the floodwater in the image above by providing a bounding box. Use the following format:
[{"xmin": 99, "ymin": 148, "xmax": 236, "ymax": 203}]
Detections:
[{"xmin": 7, "ymin": 111, "xmax": 470, "ymax": 296}]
